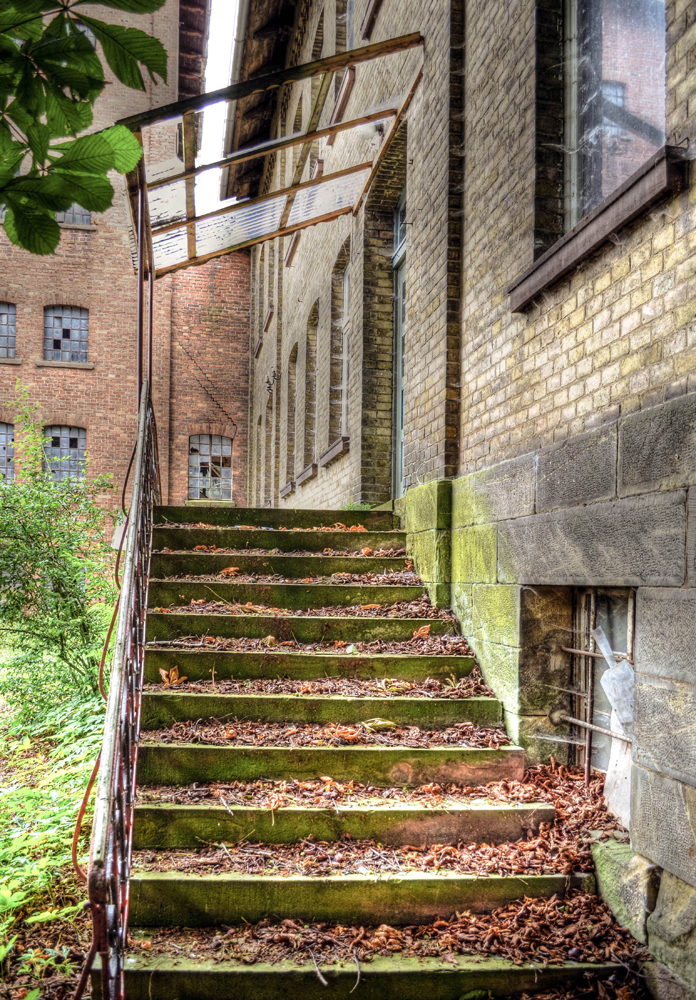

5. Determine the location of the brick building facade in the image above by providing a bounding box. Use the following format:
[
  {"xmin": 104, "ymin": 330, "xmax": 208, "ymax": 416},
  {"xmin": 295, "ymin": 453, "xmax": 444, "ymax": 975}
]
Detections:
[
  {"xmin": 0, "ymin": 0, "xmax": 249, "ymax": 506},
  {"xmin": 227, "ymin": 0, "xmax": 696, "ymax": 987}
]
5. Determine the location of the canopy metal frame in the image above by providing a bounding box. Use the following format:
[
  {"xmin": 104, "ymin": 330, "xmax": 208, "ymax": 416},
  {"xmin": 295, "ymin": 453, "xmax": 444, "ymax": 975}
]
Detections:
[{"xmin": 119, "ymin": 32, "xmax": 424, "ymax": 282}]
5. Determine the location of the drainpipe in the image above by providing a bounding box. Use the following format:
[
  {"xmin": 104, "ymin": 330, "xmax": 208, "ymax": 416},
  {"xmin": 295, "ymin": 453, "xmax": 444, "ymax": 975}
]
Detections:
[{"xmin": 219, "ymin": 0, "xmax": 252, "ymax": 200}]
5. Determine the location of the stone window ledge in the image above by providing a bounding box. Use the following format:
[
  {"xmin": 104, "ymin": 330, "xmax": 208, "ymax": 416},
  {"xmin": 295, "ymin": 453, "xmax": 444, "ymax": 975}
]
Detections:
[
  {"xmin": 318, "ymin": 436, "xmax": 350, "ymax": 467},
  {"xmin": 296, "ymin": 462, "xmax": 318, "ymax": 486},
  {"xmin": 0, "ymin": 356, "xmax": 22, "ymax": 365},
  {"xmin": 59, "ymin": 223, "xmax": 97, "ymax": 232},
  {"xmin": 508, "ymin": 146, "xmax": 689, "ymax": 313},
  {"xmin": 279, "ymin": 480, "xmax": 295, "ymax": 499},
  {"xmin": 35, "ymin": 359, "xmax": 95, "ymax": 370}
]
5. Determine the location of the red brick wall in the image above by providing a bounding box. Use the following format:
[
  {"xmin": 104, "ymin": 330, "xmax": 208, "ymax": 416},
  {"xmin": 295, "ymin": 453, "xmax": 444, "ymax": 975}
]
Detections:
[{"xmin": 168, "ymin": 254, "xmax": 251, "ymax": 505}]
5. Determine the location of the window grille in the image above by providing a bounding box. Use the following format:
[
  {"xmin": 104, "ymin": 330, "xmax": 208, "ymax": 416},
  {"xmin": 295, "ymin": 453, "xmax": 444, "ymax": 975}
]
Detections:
[
  {"xmin": 188, "ymin": 434, "xmax": 232, "ymax": 500},
  {"xmin": 55, "ymin": 203, "xmax": 92, "ymax": 225},
  {"xmin": 0, "ymin": 422, "xmax": 14, "ymax": 482},
  {"xmin": 44, "ymin": 306, "xmax": 89, "ymax": 363},
  {"xmin": 0, "ymin": 302, "xmax": 16, "ymax": 359},
  {"xmin": 44, "ymin": 426, "xmax": 87, "ymax": 481}
]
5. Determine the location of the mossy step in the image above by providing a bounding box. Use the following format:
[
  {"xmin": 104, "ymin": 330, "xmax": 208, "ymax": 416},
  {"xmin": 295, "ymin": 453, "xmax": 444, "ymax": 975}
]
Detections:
[
  {"xmin": 133, "ymin": 800, "xmax": 556, "ymax": 850},
  {"xmin": 144, "ymin": 649, "xmax": 476, "ymax": 684},
  {"xmin": 146, "ymin": 612, "xmax": 455, "ymax": 644},
  {"xmin": 129, "ymin": 870, "xmax": 595, "ymax": 927},
  {"xmin": 150, "ymin": 552, "xmax": 409, "ymax": 579},
  {"xmin": 149, "ymin": 581, "xmax": 425, "ymax": 610},
  {"xmin": 140, "ymin": 692, "xmax": 501, "ymax": 730},
  {"xmin": 152, "ymin": 527, "xmax": 406, "ymax": 553},
  {"xmin": 155, "ymin": 505, "xmax": 399, "ymax": 530},
  {"xmin": 137, "ymin": 744, "xmax": 525, "ymax": 787},
  {"xmin": 96, "ymin": 954, "xmax": 618, "ymax": 1000}
]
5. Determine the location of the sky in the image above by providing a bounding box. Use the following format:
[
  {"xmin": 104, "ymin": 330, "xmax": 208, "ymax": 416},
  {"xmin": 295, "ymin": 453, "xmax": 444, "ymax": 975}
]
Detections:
[{"xmin": 195, "ymin": 0, "xmax": 240, "ymax": 215}]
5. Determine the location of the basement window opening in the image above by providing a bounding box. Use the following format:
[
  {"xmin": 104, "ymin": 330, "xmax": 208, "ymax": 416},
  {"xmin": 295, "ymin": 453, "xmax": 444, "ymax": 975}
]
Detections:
[
  {"xmin": 0, "ymin": 303, "xmax": 16, "ymax": 359},
  {"xmin": 43, "ymin": 425, "xmax": 87, "ymax": 481},
  {"xmin": 0, "ymin": 422, "xmax": 14, "ymax": 481},
  {"xmin": 44, "ymin": 306, "xmax": 89, "ymax": 363},
  {"xmin": 188, "ymin": 434, "xmax": 232, "ymax": 500}
]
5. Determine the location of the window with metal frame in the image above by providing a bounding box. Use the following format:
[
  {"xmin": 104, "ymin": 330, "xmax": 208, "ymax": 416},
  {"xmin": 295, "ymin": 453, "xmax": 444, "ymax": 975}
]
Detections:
[
  {"xmin": 188, "ymin": 434, "xmax": 232, "ymax": 500},
  {"xmin": 0, "ymin": 422, "xmax": 14, "ymax": 481},
  {"xmin": 55, "ymin": 203, "xmax": 92, "ymax": 225},
  {"xmin": 0, "ymin": 302, "xmax": 16, "ymax": 359},
  {"xmin": 44, "ymin": 306, "xmax": 89, "ymax": 363},
  {"xmin": 564, "ymin": 0, "xmax": 666, "ymax": 229},
  {"xmin": 43, "ymin": 426, "xmax": 87, "ymax": 481}
]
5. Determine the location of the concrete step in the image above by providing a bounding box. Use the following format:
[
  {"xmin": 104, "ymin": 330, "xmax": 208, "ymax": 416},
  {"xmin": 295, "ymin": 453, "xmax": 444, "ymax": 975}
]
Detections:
[
  {"xmin": 137, "ymin": 744, "xmax": 525, "ymax": 787},
  {"xmin": 143, "ymin": 649, "xmax": 476, "ymax": 684},
  {"xmin": 128, "ymin": 870, "xmax": 596, "ymax": 927},
  {"xmin": 132, "ymin": 800, "xmax": 556, "ymax": 850},
  {"xmin": 154, "ymin": 505, "xmax": 399, "ymax": 530},
  {"xmin": 146, "ymin": 612, "xmax": 455, "ymax": 643},
  {"xmin": 150, "ymin": 551, "xmax": 410, "ymax": 578},
  {"xmin": 140, "ymin": 691, "xmax": 502, "ymax": 730},
  {"xmin": 148, "ymin": 580, "xmax": 425, "ymax": 610},
  {"xmin": 98, "ymin": 953, "xmax": 618, "ymax": 1000},
  {"xmin": 152, "ymin": 526, "xmax": 406, "ymax": 553}
]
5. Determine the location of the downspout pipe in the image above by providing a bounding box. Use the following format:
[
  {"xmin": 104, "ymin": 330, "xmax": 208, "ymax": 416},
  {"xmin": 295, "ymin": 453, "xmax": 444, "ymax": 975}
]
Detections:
[{"xmin": 219, "ymin": 0, "xmax": 252, "ymax": 200}]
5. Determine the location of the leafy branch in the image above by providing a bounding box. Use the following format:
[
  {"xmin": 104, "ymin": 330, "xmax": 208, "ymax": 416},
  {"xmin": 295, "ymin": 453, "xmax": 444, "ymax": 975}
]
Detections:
[{"xmin": 0, "ymin": 0, "xmax": 168, "ymax": 254}]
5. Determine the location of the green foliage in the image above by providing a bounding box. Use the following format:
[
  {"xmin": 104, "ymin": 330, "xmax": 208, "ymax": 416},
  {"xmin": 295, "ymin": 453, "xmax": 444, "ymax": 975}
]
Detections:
[
  {"xmin": 0, "ymin": 0, "xmax": 168, "ymax": 254},
  {"xmin": 0, "ymin": 692, "xmax": 104, "ymax": 935},
  {"xmin": 0, "ymin": 384, "xmax": 118, "ymax": 720}
]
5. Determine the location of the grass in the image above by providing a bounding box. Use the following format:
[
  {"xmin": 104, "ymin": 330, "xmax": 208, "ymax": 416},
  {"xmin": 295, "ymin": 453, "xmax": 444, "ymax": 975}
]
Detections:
[{"xmin": 0, "ymin": 688, "xmax": 105, "ymax": 992}]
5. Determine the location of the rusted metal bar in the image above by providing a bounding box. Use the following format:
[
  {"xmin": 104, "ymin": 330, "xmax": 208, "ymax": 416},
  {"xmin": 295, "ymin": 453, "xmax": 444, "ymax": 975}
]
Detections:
[
  {"xmin": 549, "ymin": 710, "xmax": 632, "ymax": 745},
  {"xmin": 561, "ymin": 646, "xmax": 626, "ymax": 660},
  {"xmin": 136, "ymin": 182, "xmax": 145, "ymax": 405}
]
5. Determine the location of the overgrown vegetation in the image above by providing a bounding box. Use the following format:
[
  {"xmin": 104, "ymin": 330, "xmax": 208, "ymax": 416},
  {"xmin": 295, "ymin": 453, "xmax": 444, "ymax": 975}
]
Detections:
[
  {"xmin": 0, "ymin": 0, "xmax": 169, "ymax": 255},
  {"xmin": 0, "ymin": 385, "xmax": 118, "ymax": 994}
]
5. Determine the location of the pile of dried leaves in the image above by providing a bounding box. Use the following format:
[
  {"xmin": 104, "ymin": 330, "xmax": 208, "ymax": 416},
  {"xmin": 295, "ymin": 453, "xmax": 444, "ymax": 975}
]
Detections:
[
  {"xmin": 161, "ymin": 568, "xmax": 422, "ymax": 586},
  {"xmin": 142, "ymin": 717, "xmax": 511, "ymax": 749},
  {"xmin": 148, "ymin": 633, "xmax": 474, "ymax": 657},
  {"xmin": 155, "ymin": 522, "xmax": 399, "ymax": 533},
  {"xmin": 152, "ymin": 595, "xmax": 457, "ymax": 622},
  {"xmin": 145, "ymin": 668, "xmax": 493, "ymax": 700},
  {"xmin": 153, "ymin": 545, "xmax": 409, "ymax": 558},
  {"xmin": 0, "ymin": 907, "xmax": 91, "ymax": 1000},
  {"xmin": 129, "ymin": 890, "xmax": 644, "ymax": 971}
]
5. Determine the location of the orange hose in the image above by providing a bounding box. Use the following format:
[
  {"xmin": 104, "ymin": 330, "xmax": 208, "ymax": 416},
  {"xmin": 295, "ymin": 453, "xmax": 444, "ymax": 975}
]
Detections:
[{"xmin": 72, "ymin": 750, "xmax": 101, "ymax": 883}]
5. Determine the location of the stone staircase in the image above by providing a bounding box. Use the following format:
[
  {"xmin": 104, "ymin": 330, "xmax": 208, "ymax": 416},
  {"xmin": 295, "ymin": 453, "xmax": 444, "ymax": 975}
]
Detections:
[{"xmin": 106, "ymin": 505, "xmax": 617, "ymax": 998}]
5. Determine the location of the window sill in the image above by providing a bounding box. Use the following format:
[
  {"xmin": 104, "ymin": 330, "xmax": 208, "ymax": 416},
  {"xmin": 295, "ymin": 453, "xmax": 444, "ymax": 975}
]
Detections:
[
  {"xmin": 318, "ymin": 436, "xmax": 350, "ymax": 467},
  {"xmin": 508, "ymin": 146, "xmax": 689, "ymax": 313},
  {"xmin": 185, "ymin": 499, "xmax": 236, "ymax": 506},
  {"xmin": 279, "ymin": 480, "xmax": 296, "ymax": 499},
  {"xmin": 0, "ymin": 356, "xmax": 22, "ymax": 365},
  {"xmin": 296, "ymin": 462, "xmax": 318, "ymax": 486},
  {"xmin": 35, "ymin": 359, "xmax": 95, "ymax": 370},
  {"xmin": 59, "ymin": 223, "xmax": 97, "ymax": 232}
]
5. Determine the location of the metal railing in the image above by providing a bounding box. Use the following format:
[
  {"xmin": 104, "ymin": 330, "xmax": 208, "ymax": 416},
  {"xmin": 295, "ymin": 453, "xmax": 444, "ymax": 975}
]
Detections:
[{"xmin": 74, "ymin": 382, "xmax": 160, "ymax": 1000}]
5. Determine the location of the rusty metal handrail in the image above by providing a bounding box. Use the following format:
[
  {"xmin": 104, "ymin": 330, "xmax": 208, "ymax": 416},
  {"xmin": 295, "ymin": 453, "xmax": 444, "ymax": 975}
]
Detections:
[{"xmin": 74, "ymin": 381, "xmax": 160, "ymax": 1000}]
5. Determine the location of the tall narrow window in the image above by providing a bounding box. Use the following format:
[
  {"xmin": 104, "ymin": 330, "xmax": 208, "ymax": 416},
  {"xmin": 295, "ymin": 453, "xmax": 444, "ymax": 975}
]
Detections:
[
  {"xmin": 303, "ymin": 301, "xmax": 319, "ymax": 469},
  {"xmin": 188, "ymin": 434, "xmax": 232, "ymax": 500},
  {"xmin": 329, "ymin": 240, "xmax": 351, "ymax": 444},
  {"xmin": 0, "ymin": 423, "xmax": 14, "ymax": 481},
  {"xmin": 286, "ymin": 344, "xmax": 298, "ymax": 483},
  {"xmin": 55, "ymin": 204, "xmax": 91, "ymax": 225},
  {"xmin": 564, "ymin": 0, "xmax": 666, "ymax": 229},
  {"xmin": 44, "ymin": 426, "xmax": 86, "ymax": 481},
  {"xmin": 0, "ymin": 303, "xmax": 16, "ymax": 359},
  {"xmin": 393, "ymin": 188, "xmax": 407, "ymax": 497},
  {"xmin": 44, "ymin": 306, "xmax": 89, "ymax": 363}
]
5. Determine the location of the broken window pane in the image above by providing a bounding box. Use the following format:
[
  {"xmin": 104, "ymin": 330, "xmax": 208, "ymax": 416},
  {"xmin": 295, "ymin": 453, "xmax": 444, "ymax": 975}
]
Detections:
[
  {"xmin": 188, "ymin": 434, "xmax": 233, "ymax": 500},
  {"xmin": 0, "ymin": 303, "xmax": 16, "ymax": 359},
  {"xmin": 0, "ymin": 422, "xmax": 14, "ymax": 481},
  {"xmin": 44, "ymin": 306, "xmax": 89, "ymax": 363},
  {"xmin": 565, "ymin": 0, "xmax": 666, "ymax": 228},
  {"xmin": 43, "ymin": 426, "xmax": 87, "ymax": 481}
]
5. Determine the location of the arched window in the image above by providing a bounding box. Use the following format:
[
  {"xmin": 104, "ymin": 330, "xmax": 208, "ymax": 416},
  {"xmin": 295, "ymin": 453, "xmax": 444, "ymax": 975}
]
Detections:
[
  {"xmin": 188, "ymin": 434, "xmax": 232, "ymax": 500},
  {"xmin": 0, "ymin": 423, "xmax": 14, "ymax": 481},
  {"xmin": 303, "ymin": 301, "xmax": 319, "ymax": 469},
  {"xmin": 0, "ymin": 303, "xmax": 16, "ymax": 359},
  {"xmin": 329, "ymin": 239, "xmax": 351, "ymax": 443},
  {"xmin": 286, "ymin": 344, "xmax": 298, "ymax": 482},
  {"xmin": 43, "ymin": 426, "xmax": 86, "ymax": 481},
  {"xmin": 44, "ymin": 306, "xmax": 88, "ymax": 363}
]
